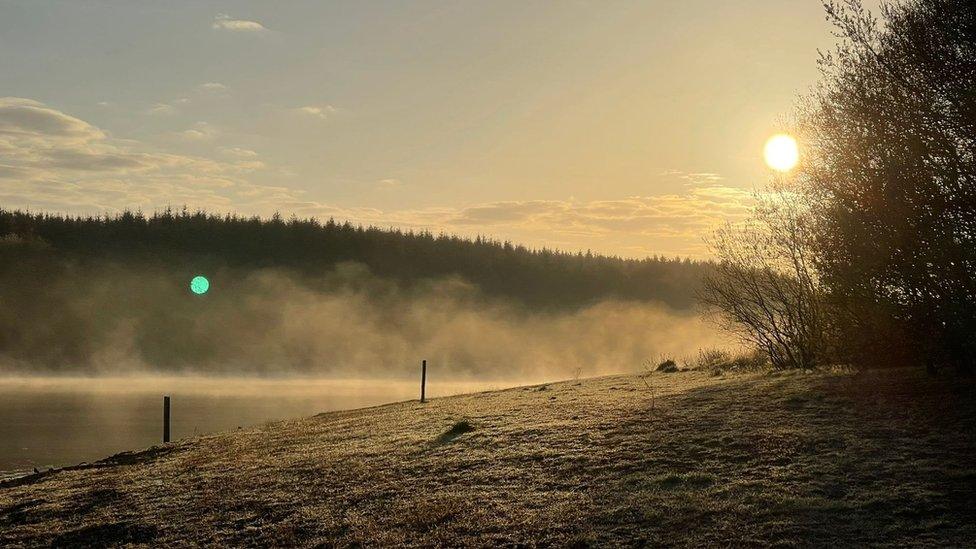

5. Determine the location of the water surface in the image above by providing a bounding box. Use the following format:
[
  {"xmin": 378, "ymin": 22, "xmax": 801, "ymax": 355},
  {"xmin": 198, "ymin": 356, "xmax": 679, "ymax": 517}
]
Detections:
[{"xmin": 0, "ymin": 375, "xmax": 526, "ymax": 479}]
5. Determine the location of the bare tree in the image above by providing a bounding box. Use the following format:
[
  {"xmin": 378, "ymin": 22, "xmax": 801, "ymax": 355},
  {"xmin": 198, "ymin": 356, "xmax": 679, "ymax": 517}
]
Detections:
[{"xmin": 700, "ymin": 184, "xmax": 832, "ymax": 370}]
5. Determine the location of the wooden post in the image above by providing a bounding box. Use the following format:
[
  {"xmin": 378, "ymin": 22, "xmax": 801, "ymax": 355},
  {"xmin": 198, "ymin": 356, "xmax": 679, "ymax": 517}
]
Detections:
[
  {"xmin": 163, "ymin": 396, "xmax": 171, "ymax": 443},
  {"xmin": 421, "ymin": 360, "xmax": 427, "ymax": 403}
]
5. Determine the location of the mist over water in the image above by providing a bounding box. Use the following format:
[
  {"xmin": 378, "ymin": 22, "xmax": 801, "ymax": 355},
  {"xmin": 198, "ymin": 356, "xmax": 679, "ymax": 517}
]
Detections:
[
  {"xmin": 1, "ymin": 262, "xmax": 730, "ymax": 379},
  {"xmin": 0, "ymin": 262, "xmax": 731, "ymax": 473}
]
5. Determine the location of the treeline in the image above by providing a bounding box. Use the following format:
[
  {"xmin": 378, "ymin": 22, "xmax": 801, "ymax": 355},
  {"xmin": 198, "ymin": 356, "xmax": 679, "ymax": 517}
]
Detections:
[
  {"xmin": 0, "ymin": 208, "xmax": 712, "ymax": 373},
  {"xmin": 0, "ymin": 208, "xmax": 709, "ymax": 311}
]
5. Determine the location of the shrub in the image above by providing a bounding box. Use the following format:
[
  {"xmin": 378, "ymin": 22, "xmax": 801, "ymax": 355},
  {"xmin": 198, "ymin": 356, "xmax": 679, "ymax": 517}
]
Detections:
[
  {"xmin": 656, "ymin": 359, "xmax": 679, "ymax": 373},
  {"xmin": 684, "ymin": 348, "xmax": 770, "ymax": 376}
]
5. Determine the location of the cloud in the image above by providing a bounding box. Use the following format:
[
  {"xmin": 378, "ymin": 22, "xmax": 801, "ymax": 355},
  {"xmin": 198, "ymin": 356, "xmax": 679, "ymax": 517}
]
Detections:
[
  {"xmin": 659, "ymin": 169, "xmax": 725, "ymax": 186},
  {"xmin": 200, "ymin": 82, "xmax": 228, "ymax": 92},
  {"xmin": 377, "ymin": 178, "xmax": 402, "ymax": 188},
  {"xmin": 270, "ymin": 185, "xmax": 754, "ymax": 258},
  {"xmin": 179, "ymin": 130, "xmax": 209, "ymax": 141},
  {"xmin": 439, "ymin": 190, "xmax": 754, "ymax": 238},
  {"xmin": 296, "ymin": 105, "xmax": 337, "ymax": 120},
  {"xmin": 0, "ymin": 98, "xmax": 103, "ymax": 141},
  {"xmin": 0, "ymin": 164, "xmax": 34, "ymax": 180},
  {"xmin": 147, "ymin": 102, "xmax": 176, "ymax": 116},
  {"xmin": 212, "ymin": 14, "xmax": 266, "ymax": 32},
  {"xmin": 219, "ymin": 147, "xmax": 258, "ymax": 158},
  {"xmin": 179, "ymin": 122, "xmax": 218, "ymax": 141},
  {"xmin": 0, "ymin": 97, "xmax": 281, "ymax": 214},
  {"xmin": 232, "ymin": 160, "xmax": 266, "ymax": 172},
  {"xmin": 0, "ymin": 98, "xmax": 752, "ymax": 258}
]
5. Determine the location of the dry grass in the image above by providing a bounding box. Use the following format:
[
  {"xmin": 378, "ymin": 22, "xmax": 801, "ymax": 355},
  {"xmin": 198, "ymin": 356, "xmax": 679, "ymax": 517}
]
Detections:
[{"xmin": 1, "ymin": 367, "xmax": 975, "ymax": 547}]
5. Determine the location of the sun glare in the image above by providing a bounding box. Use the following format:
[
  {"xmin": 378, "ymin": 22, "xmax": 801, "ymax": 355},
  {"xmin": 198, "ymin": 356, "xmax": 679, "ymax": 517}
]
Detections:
[{"xmin": 763, "ymin": 134, "xmax": 799, "ymax": 172}]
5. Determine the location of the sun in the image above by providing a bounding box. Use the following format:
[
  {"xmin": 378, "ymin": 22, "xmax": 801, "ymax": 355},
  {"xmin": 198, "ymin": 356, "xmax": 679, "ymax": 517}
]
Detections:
[{"xmin": 763, "ymin": 134, "xmax": 799, "ymax": 172}]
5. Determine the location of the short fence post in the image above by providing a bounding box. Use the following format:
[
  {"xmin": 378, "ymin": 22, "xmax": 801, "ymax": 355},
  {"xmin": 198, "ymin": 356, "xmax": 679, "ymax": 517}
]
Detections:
[
  {"xmin": 163, "ymin": 396, "xmax": 171, "ymax": 443},
  {"xmin": 421, "ymin": 360, "xmax": 427, "ymax": 403}
]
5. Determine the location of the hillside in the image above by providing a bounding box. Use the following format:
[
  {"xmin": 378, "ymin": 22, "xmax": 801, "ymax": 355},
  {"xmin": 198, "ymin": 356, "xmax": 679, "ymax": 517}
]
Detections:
[
  {"xmin": 2, "ymin": 367, "xmax": 974, "ymax": 546},
  {"xmin": 0, "ymin": 207, "xmax": 715, "ymax": 376},
  {"xmin": 0, "ymin": 208, "xmax": 708, "ymax": 311}
]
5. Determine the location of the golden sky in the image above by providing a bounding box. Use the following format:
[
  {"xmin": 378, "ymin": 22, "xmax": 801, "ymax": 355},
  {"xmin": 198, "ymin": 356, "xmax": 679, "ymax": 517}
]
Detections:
[{"xmin": 0, "ymin": 1, "xmax": 881, "ymax": 257}]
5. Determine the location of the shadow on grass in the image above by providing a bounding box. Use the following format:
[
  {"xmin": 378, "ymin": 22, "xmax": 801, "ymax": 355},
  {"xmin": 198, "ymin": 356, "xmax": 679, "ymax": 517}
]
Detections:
[
  {"xmin": 51, "ymin": 522, "xmax": 157, "ymax": 547},
  {"xmin": 435, "ymin": 420, "xmax": 475, "ymax": 444}
]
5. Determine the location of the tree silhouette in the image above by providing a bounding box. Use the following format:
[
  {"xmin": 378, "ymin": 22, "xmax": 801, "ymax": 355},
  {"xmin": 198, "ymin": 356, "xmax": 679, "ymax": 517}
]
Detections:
[{"xmin": 798, "ymin": 0, "xmax": 976, "ymax": 372}]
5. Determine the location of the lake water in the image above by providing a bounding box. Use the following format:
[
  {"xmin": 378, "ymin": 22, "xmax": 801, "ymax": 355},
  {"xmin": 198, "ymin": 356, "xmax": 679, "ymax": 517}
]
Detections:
[{"xmin": 0, "ymin": 375, "xmax": 528, "ymax": 480}]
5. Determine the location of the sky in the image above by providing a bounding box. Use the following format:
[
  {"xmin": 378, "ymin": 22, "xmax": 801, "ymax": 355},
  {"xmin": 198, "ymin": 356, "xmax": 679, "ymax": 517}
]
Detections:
[{"xmin": 0, "ymin": 1, "xmax": 880, "ymax": 257}]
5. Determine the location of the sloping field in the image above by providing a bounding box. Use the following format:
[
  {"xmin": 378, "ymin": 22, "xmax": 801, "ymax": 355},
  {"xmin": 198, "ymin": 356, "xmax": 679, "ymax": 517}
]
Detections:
[{"xmin": 2, "ymin": 368, "xmax": 974, "ymax": 547}]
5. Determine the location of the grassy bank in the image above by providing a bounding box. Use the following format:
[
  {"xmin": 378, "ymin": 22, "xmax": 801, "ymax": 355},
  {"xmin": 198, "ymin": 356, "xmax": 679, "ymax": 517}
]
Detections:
[{"xmin": 2, "ymin": 367, "xmax": 975, "ymax": 546}]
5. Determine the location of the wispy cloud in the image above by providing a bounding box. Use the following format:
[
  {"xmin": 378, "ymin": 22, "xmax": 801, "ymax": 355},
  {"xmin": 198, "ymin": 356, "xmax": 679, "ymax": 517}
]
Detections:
[
  {"xmin": 147, "ymin": 102, "xmax": 176, "ymax": 116},
  {"xmin": 200, "ymin": 82, "xmax": 228, "ymax": 92},
  {"xmin": 439, "ymin": 190, "xmax": 753, "ymax": 238},
  {"xmin": 0, "ymin": 97, "xmax": 275, "ymax": 214},
  {"xmin": 219, "ymin": 147, "xmax": 258, "ymax": 158},
  {"xmin": 659, "ymin": 169, "xmax": 725, "ymax": 186},
  {"xmin": 178, "ymin": 122, "xmax": 218, "ymax": 141},
  {"xmin": 296, "ymin": 105, "xmax": 337, "ymax": 120},
  {"xmin": 212, "ymin": 14, "xmax": 266, "ymax": 32},
  {"xmin": 377, "ymin": 178, "xmax": 402, "ymax": 188},
  {"xmin": 272, "ymin": 186, "xmax": 754, "ymax": 257}
]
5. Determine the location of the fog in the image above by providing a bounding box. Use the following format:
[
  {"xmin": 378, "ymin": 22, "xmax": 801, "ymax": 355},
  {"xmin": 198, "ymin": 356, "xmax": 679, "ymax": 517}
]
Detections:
[
  {"xmin": 0, "ymin": 262, "xmax": 731, "ymax": 380},
  {"xmin": 0, "ymin": 262, "xmax": 734, "ymax": 472}
]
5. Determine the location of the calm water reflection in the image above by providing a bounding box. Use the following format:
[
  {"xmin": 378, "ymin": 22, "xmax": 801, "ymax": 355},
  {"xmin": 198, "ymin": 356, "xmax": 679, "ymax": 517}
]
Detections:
[{"xmin": 0, "ymin": 375, "xmax": 523, "ymax": 478}]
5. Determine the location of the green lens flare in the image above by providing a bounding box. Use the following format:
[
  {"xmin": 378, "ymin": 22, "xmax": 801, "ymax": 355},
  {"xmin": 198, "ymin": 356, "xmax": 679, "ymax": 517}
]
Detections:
[{"xmin": 190, "ymin": 275, "xmax": 210, "ymax": 295}]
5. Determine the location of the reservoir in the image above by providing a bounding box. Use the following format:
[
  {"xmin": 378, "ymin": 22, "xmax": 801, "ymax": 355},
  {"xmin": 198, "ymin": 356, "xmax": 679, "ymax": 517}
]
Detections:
[{"xmin": 0, "ymin": 375, "xmax": 527, "ymax": 480}]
